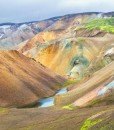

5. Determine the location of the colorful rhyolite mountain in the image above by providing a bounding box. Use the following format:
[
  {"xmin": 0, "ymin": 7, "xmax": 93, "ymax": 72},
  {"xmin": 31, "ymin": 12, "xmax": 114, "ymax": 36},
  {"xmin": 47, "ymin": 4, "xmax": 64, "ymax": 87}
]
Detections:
[
  {"xmin": 19, "ymin": 12, "xmax": 114, "ymax": 80},
  {"xmin": 0, "ymin": 12, "xmax": 114, "ymax": 130},
  {"xmin": 0, "ymin": 17, "xmax": 60, "ymax": 49},
  {"xmin": 0, "ymin": 50, "xmax": 65, "ymax": 108}
]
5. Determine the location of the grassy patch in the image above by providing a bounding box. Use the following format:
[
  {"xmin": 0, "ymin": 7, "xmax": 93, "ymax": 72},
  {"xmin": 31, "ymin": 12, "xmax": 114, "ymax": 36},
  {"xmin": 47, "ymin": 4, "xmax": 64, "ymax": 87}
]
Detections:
[
  {"xmin": 81, "ymin": 118, "xmax": 102, "ymax": 130},
  {"xmin": 0, "ymin": 107, "xmax": 8, "ymax": 114},
  {"xmin": 84, "ymin": 17, "xmax": 114, "ymax": 33},
  {"xmin": 62, "ymin": 104, "xmax": 74, "ymax": 110}
]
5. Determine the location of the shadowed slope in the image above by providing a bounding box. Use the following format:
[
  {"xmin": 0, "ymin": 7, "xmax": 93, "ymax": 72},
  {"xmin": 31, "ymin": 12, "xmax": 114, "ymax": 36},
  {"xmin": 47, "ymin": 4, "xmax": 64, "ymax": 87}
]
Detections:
[{"xmin": 0, "ymin": 50, "xmax": 65, "ymax": 108}]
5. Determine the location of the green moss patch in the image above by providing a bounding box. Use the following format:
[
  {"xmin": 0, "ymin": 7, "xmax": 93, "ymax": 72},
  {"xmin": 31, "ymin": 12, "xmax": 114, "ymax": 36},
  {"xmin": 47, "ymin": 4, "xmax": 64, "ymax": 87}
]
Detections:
[
  {"xmin": 81, "ymin": 118, "xmax": 102, "ymax": 130},
  {"xmin": 62, "ymin": 104, "xmax": 74, "ymax": 110},
  {"xmin": 84, "ymin": 17, "xmax": 114, "ymax": 33}
]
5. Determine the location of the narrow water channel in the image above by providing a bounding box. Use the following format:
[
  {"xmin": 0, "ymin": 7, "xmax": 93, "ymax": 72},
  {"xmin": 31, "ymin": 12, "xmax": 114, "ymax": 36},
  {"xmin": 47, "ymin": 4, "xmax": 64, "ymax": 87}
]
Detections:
[
  {"xmin": 98, "ymin": 80, "xmax": 114, "ymax": 95},
  {"xmin": 38, "ymin": 88, "xmax": 68, "ymax": 108}
]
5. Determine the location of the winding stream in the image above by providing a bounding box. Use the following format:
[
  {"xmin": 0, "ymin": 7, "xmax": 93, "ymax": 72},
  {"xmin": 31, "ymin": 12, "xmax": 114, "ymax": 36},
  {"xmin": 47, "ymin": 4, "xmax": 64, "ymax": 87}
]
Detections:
[
  {"xmin": 38, "ymin": 88, "xmax": 67, "ymax": 108},
  {"xmin": 38, "ymin": 80, "xmax": 114, "ymax": 108}
]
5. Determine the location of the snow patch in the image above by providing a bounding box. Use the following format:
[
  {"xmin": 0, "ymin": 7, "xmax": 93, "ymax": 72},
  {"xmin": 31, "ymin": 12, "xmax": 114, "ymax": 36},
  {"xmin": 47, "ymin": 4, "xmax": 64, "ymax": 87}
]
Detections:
[
  {"xmin": 19, "ymin": 24, "xmax": 28, "ymax": 30},
  {"xmin": 0, "ymin": 34, "xmax": 4, "ymax": 39},
  {"xmin": 0, "ymin": 25, "xmax": 11, "ymax": 33},
  {"xmin": 105, "ymin": 48, "xmax": 114, "ymax": 56},
  {"xmin": 0, "ymin": 25, "xmax": 11, "ymax": 29},
  {"xmin": 97, "ymin": 13, "xmax": 103, "ymax": 18}
]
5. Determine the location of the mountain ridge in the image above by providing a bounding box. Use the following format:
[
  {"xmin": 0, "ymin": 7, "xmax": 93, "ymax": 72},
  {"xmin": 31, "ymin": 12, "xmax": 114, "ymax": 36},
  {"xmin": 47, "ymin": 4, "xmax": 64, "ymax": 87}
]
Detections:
[
  {"xmin": 0, "ymin": 11, "xmax": 114, "ymax": 49},
  {"xmin": 1, "ymin": 11, "xmax": 114, "ymax": 26}
]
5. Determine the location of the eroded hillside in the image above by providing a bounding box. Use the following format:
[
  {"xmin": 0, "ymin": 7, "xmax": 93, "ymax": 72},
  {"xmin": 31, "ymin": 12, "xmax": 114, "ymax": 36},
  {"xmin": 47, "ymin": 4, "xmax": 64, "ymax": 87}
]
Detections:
[
  {"xmin": 19, "ymin": 16, "xmax": 114, "ymax": 81},
  {"xmin": 0, "ymin": 50, "xmax": 65, "ymax": 108},
  {"xmin": 0, "ymin": 12, "xmax": 114, "ymax": 130}
]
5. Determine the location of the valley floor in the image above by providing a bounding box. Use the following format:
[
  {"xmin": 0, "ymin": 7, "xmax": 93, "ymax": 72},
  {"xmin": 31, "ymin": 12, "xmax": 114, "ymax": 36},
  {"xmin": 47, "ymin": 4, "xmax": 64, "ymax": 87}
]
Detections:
[{"xmin": 0, "ymin": 105, "xmax": 114, "ymax": 130}]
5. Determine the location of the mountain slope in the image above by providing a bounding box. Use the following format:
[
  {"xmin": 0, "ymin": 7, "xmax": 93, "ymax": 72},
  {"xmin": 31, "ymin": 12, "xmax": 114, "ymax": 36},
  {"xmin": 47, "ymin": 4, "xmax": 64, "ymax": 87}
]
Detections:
[
  {"xmin": 1, "ymin": 12, "xmax": 114, "ymax": 50},
  {"xmin": 18, "ymin": 12, "xmax": 101, "ymax": 53},
  {"xmin": 21, "ymin": 33, "xmax": 114, "ymax": 78},
  {"xmin": 19, "ymin": 14, "xmax": 114, "ymax": 80},
  {"xmin": 0, "ymin": 50, "xmax": 65, "ymax": 108},
  {"xmin": 55, "ymin": 61, "xmax": 114, "ymax": 107},
  {"xmin": 0, "ymin": 12, "xmax": 114, "ymax": 130},
  {"xmin": 0, "ymin": 104, "xmax": 113, "ymax": 130},
  {"xmin": 0, "ymin": 17, "xmax": 60, "ymax": 49}
]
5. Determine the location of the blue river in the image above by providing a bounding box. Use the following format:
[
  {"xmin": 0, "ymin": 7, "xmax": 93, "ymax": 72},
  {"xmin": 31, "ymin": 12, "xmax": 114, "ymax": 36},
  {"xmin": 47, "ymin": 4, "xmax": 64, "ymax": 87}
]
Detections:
[{"xmin": 38, "ymin": 88, "xmax": 67, "ymax": 108}]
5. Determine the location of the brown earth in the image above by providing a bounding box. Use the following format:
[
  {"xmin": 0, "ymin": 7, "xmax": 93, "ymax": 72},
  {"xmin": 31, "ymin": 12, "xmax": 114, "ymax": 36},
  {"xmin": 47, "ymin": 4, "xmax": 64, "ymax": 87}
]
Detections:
[
  {"xmin": 0, "ymin": 105, "xmax": 113, "ymax": 130},
  {"xmin": 0, "ymin": 50, "xmax": 66, "ymax": 108}
]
